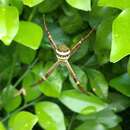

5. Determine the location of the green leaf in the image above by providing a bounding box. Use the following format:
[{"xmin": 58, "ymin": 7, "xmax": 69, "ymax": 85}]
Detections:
[
  {"xmin": 36, "ymin": 62, "xmax": 64, "ymax": 97},
  {"xmin": 0, "ymin": 44, "xmax": 19, "ymax": 82},
  {"xmin": 23, "ymin": 73, "xmax": 41, "ymax": 102},
  {"xmin": 35, "ymin": 101, "xmax": 66, "ymax": 130},
  {"xmin": 9, "ymin": 111, "xmax": 38, "ymax": 130},
  {"xmin": 86, "ymin": 69, "xmax": 108, "ymax": 99},
  {"xmin": 0, "ymin": 122, "xmax": 6, "ymax": 130},
  {"xmin": 14, "ymin": 21, "xmax": 43, "ymax": 50},
  {"xmin": 95, "ymin": 17, "xmax": 114, "ymax": 64},
  {"xmin": 43, "ymin": 22, "xmax": 70, "ymax": 45},
  {"xmin": 1, "ymin": 85, "xmax": 21, "ymax": 112},
  {"xmin": 110, "ymin": 9, "xmax": 130, "ymax": 62},
  {"xmin": 9, "ymin": 0, "xmax": 23, "ymax": 14},
  {"xmin": 0, "ymin": 6, "xmax": 19, "ymax": 45},
  {"xmin": 77, "ymin": 109, "xmax": 121, "ymax": 128},
  {"xmin": 98, "ymin": 0, "xmax": 130, "ymax": 10},
  {"xmin": 66, "ymin": 0, "xmax": 91, "ymax": 11},
  {"xmin": 16, "ymin": 44, "xmax": 36, "ymax": 64},
  {"xmin": 59, "ymin": 9, "xmax": 84, "ymax": 34},
  {"xmin": 71, "ymin": 32, "xmax": 89, "ymax": 62},
  {"xmin": 109, "ymin": 73, "xmax": 130, "ymax": 96},
  {"xmin": 127, "ymin": 57, "xmax": 130, "ymax": 76},
  {"xmin": 69, "ymin": 65, "xmax": 87, "ymax": 91},
  {"xmin": 59, "ymin": 90, "xmax": 107, "ymax": 115},
  {"xmin": 88, "ymin": 1, "xmax": 120, "ymax": 28},
  {"xmin": 108, "ymin": 93, "xmax": 130, "ymax": 112},
  {"xmin": 38, "ymin": 0, "xmax": 63, "ymax": 13},
  {"xmin": 75, "ymin": 120, "xmax": 106, "ymax": 130},
  {"xmin": 22, "ymin": 0, "xmax": 44, "ymax": 7}
]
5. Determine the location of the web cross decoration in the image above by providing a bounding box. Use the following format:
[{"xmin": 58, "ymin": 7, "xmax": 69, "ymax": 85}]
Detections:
[{"xmin": 33, "ymin": 16, "xmax": 95, "ymax": 94}]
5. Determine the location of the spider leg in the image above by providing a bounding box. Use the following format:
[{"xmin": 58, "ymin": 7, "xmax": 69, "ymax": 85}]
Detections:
[
  {"xmin": 65, "ymin": 61, "xmax": 88, "ymax": 94},
  {"xmin": 70, "ymin": 28, "xmax": 95, "ymax": 55},
  {"xmin": 43, "ymin": 16, "xmax": 58, "ymax": 51},
  {"xmin": 32, "ymin": 61, "xmax": 59, "ymax": 87}
]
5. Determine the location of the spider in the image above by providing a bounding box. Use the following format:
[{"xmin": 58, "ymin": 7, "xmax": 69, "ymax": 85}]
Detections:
[{"xmin": 33, "ymin": 16, "xmax": 95, "ymax": 94}]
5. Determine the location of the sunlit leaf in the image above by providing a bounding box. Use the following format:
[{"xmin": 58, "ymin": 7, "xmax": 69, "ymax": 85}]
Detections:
[
  {"xmin": 109, "ymin": 73, "xmax": 130, "ymax": 96},
  {"xmin": 0, "ymin": 6, "xmax": 19, "ymax": 45},
  {"xmin": 0, "ymin": 122, "xmax": 6, "ymax": 130},
  {"xmin": 98, "ymin": 0, "xmax": 130, "ymax": 10},
  {"xmin": 1, "ymin": 85, "xmax": 21, "ymax": 112},
  {"xmin": 110, "ymin": 9, "xmax": 130, "ymax": 62},
  {"xmin": 14, "ymin": 21, "xmax": 43, "ymax": 50},
  {"xmin": 22, "ymin": 0, "xmax": 44, "ymax": 7},
  {"xmin": 35, "ymin": 101, "xmax": 66, "ymax": 130},
  {"xmin": 10, "ymin": 111, "xmax": 38, "ymax": 130},
  {"xmin": 86, "ymin": 68, "xmax": 108, "ymax": 98},
  {"xmin": 66, "ymin": 0, "xmax": 91, "ymax": 11},
  {"xmin": 59, "ymin": 90, "xmax": 107, "ymax": 115}
]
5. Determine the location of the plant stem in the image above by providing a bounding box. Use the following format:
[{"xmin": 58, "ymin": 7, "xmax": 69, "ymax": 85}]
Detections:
[
  {"xmin": 28, "ymin": 7, "xmax": 37, "ymax": 21},
  {"xmin": 13, "ymin": 57, "xmax": 38, "ymax": 88}
]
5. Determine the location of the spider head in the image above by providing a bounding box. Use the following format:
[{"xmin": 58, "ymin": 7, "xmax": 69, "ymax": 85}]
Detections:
[{"xmin": 56, "ymin": 44, "xmax": 71, "ymax": 61}]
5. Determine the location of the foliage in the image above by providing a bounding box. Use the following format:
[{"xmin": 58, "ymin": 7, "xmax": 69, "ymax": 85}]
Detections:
[{"xmin": 0, "ymin": 0, "xmax": 130, "ymax": 130}]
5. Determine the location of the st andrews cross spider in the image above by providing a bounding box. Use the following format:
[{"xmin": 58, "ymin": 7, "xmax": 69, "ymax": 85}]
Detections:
[{"xmin": 33, "ymin": 16, "xmax": 95, "ymax": 94}]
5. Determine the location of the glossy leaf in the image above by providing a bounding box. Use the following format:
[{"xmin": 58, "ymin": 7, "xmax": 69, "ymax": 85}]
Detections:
[
  {"xmin": 66, "ymin": 0, "xmax": 91, "ymax": 11},
  {"xmin": 69, "ymin": 65, "xmax": 87, "ymax": 91},
  {"xmin": 0, "ymin": 122, "xmax": 6, "ymax": 130},
  {"xmin": 10, "ymin": 111, "xmax": 38, "ymax": 130},
  {"xmin": 95, "ymin": 17, "xmax": 114, "ymax": 64},
  {"xmin": 98, "ymin": 0, "xmax": 130, "ymax": 10},
  {"xmin": 77, "ymin": 109, "xmax": 121, "ymax": 128},
  {"xmin": 75, "ymin": 120, "xmax": 106, "ymax": 130},
  {"xmin": 0, "ymin": 6, "xmax": 19, "ymax": 45},
  {"xmin": 110, "ymin": 9, "xmax": 130, "ymax": 62},
  {"xmin": 35, "ymin": 101, "xmax": 66, "ymax": 130},
  {"xmin": 59, "ymin": 90, "xmax": 107, "ymax": 115},
  {"xmin": 86, "ymin": 68, "xmax": 108, "ymax": 98},
  {"xmin": 109, "ymin": 73, "xmax": 130, "ymax": 96},
  {"xmin": 22, "ymin": 0, "xmax": 44, "ymax": 7},
  {"xmin": 14, "ymin": 21, "xmax": 43, "ymax": 50},
  {"xmin": 38, "ymin": 0, "xmax": 63, "ymax": 13},
  {"xmin": 1, "ymin": 85, "xmax": 21, "ymax": 112}
]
